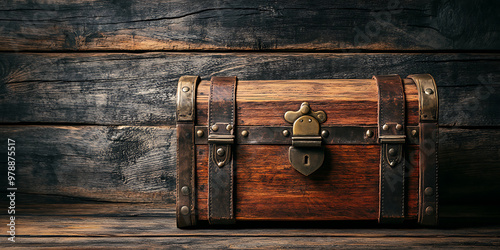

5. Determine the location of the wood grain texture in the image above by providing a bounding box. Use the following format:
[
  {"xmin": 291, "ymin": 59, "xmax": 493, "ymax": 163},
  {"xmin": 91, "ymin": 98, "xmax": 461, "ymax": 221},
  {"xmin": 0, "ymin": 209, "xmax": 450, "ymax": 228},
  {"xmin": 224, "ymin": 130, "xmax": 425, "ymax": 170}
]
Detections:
[
  {"xmin": 0, "ymin": 125, "xmax": 176, "ymax": 203},
  {"xmin": 195, "ymin": 145, "xmax": 419, "ymax": 221},
  {"xmin": 196, "ymin": 79, "xmax": 419, "ymax": 126},
  {"xmin": 3, "ymin": 204, "xmax": 499, "ymax": 248},
  {"xmin": 0, "ymin": 52, "xmax": 499, "ymax": 126},
  {"xmin": 0, "ymin": 1, "xmax": 499, "ymax": 51}
]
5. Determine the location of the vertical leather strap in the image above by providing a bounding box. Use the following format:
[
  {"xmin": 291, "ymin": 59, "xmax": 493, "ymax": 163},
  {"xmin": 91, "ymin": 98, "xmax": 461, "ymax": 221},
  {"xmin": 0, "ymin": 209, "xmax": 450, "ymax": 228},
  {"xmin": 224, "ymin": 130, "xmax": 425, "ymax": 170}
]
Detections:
[
  {"xmin": 408, "ymin": 74, "xmax": 439, "ymax": 226},
  {"xmin": 374, "ymin": 75, "xmax": 406, "ymax": 224},
  {"xmin": 208, "ymin": 76, "xmax": 237, "ymax": 224},
  {"xmin": 176, "ymin": 76, "xmax": 200, "ymax": 228}
]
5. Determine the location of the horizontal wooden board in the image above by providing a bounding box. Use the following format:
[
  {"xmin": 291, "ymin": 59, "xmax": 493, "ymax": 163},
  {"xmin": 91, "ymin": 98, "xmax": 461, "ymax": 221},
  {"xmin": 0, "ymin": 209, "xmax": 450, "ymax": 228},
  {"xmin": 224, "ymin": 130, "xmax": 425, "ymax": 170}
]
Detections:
[
  {"xmin": 195, "ymin": 144, "xmax": 419, "ymax": 221},
  {"xmin": 196, "ymin": 79, "xmax": 419, "ymax": 126},
  {"xmin": 0, "ymin": 126, "xmax": 499, "ymax": 213},
  {"xmin": 0, "ymin": 53, "xmax": 499, "ymax": 126},
  {"xmin": 0, "ymin": 1, "xmax": 499, "ymax": 51},
  {"xmin": 5, "ymin": 204, "xmax": 500, "ymax": 248},
  {"xmin": 0, "ymin": 125, "xmax": 176, "ymax": 203}
]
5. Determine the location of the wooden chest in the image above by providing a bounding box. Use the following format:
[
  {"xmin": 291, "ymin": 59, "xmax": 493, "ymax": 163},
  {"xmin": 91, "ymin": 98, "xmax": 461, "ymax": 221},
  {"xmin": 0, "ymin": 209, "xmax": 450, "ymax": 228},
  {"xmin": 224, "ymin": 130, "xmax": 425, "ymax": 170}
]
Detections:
[{"xmin": 176, "ymin": 74, "xmax": 439, "ymax": 227}]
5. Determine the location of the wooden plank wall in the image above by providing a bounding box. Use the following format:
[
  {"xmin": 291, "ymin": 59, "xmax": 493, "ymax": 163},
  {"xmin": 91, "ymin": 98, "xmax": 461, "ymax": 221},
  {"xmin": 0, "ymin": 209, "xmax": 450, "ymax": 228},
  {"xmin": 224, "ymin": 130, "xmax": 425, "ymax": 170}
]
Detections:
[{"xmin": 0, "ymin": 0, "xmax": 499, "ymax": 219}]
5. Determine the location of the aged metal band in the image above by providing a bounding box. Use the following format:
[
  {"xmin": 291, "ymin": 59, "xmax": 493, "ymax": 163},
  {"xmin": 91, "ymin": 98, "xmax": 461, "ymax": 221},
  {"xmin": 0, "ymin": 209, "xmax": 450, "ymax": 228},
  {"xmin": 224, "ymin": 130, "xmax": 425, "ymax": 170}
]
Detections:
[
  {"xmin": 408, "ymin": 74, "xmax": 439, "ymax": 226},
  {"xmin": 208, "ymin": 76, "xmax": 237, "ymax": 224},
  {"xmin": 195, "ymin": 126, "xmax": 420, "ymax": 145},
  {"xmin": 374, "ymin": 75, "xmax": 406, "ymax": 224},
  {"xmin": 176, "ymin": 75, "xmax": 200, "ymax": 228}
]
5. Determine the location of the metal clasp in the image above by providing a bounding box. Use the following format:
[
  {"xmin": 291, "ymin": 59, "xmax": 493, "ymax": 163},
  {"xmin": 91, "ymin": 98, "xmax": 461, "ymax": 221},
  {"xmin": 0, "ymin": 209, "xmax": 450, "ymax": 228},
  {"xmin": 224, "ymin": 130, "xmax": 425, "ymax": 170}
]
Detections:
[{"xmin": 284, "ymin": 102, "xmax": 326, "ymax": 176}]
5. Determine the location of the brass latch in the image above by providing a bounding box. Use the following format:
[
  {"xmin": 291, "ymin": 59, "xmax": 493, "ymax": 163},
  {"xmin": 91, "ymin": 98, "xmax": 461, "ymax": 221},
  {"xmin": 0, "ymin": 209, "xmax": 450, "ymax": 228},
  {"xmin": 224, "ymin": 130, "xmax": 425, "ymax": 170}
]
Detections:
[{"xmin": 284, "ymin": 102, "xmax": 327, "ymax": 176}]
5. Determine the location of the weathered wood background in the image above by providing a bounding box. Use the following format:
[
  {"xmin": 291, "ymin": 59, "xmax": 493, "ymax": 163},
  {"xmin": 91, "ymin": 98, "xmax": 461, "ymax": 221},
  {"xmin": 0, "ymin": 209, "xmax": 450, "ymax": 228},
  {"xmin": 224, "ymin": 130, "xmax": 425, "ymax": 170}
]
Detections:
[{"xmin": 0, "ymin": 0, "xmax": 499, "ymax": 248}]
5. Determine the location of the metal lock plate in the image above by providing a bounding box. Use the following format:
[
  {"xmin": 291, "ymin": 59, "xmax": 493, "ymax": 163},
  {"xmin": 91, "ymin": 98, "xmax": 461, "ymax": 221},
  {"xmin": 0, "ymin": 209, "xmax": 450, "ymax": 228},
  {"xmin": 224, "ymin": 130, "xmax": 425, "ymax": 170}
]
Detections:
[{"xmin": 284, "ymin": 102, "xmax": 326, "ymax": 176}]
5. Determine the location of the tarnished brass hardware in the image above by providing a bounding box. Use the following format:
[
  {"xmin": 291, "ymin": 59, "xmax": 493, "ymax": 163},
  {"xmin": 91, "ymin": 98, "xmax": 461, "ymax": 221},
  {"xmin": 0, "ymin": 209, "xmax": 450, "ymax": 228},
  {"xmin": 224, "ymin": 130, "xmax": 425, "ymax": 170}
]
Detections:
[
  {"xmin": 321, "ymin": 130, "xmax": 329, "ymax": 138},
  {"xmin": 284, "ymin": 102, "xmax": 326, "ymax": 176},
  {"xmin": 241, "ymin": 130, "xmax": 249, "ymax": 137},
  {"xmin": 411, "ymin": 129, "xmax": 418, "ymax": 137},
  {"xmin": 425, "ymin": 88, "xmax": 434, "ymax": 95},
  {"xmin": 282, "ymin": 129, "xmax": 290, "ymax": 137},
  {"xmin": 366, "ymin": 129, "xmax": 374, "ymax": 138},
  {"xmin": 211, "ymin": 124, "xmax": 219, "ymax": 132},
  {"xmin": 388, "ymin": 148, "xmax": 397, "ymax": 156},
  {"xmin": 425, "ymin": 206, "xmax": 435, "ymax": 215},
  {"xmin": 424, "ymin": 187, "xmax": 434, "ymax": 196},
  {"xmin": 180, "ymin": 206, "xmax": 190, "ymax": 215},
  {"xmin": 182, "ymin": 86, "xmax": 190, "ymax": 92},
  {"xmin": 226, "ymin": 124, "xmax": 233, "ymax": 131},
  {"xmin": 396, "ymin": 124, "xmax": 403, "ymax": 131},
  {"xmin": 379, "ymin": 135, "xmax": 406, "ymax": 144},
  {"xmin": 216, "ymin": 147, "xmax": 226, "ymax": 157},
  {"xmin": 408, "ymin": 74, "xmax": 438, "ymax": 121},
  {"xmin": 382, "ymin": 124, "xmax": 389, "ymax": 131},
  {"xmin": 196, "ymin": 130, "xmax": 204, "ymax": 137},
  {"xmin": 181, "ymin": 186, "xmax": 190, "ymax": 196}
]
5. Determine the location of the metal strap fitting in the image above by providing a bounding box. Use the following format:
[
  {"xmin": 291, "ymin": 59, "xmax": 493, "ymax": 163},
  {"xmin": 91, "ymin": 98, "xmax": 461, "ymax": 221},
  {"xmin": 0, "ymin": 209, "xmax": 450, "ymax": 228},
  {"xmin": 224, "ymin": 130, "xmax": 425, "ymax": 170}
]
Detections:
[
  {"xmin": 379, "ymin": 135, "xmax": 406, "ymax": 144},
  {"xmin": 208, "ymin": 134, "xmax": 235, "ymax": 144}
]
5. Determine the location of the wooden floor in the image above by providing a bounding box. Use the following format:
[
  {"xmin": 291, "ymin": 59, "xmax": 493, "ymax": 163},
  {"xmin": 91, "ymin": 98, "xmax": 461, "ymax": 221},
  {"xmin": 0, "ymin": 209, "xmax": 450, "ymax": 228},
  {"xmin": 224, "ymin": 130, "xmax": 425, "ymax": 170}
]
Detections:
[{"xmin": 0, "ymin": 203, "xmax": 493, "ymax": 249}]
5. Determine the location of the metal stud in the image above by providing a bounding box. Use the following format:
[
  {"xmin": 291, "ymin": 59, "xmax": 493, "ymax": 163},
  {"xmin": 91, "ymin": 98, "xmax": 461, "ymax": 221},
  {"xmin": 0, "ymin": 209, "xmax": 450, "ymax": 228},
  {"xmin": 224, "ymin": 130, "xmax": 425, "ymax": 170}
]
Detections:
[
  {"xmin": 395, "ymin": 124, "xmax": 403, "ymax": 131},
  {"xmin": 216, "ymin": 147, "xmax": 225, "ymax": 156},
  {"xmin": 321, "ymin": 130, "xmax": 329, "ymax": 138},
  {"xmin": 181, "ymin": 186, "xmax": 190, "ymax": 196},
  {"xmin": 241, "ymin": 130, "xmax": 249, "ymax": 137},
  {"xmin": 389, "ymin": 161, "xmax": 396, "ymax": 167},
  {"xmin": 424, "ymin": 187, "xmax": 434, "ymax": 196},
  {"xmin": 217, "ymin": 162, "xmax": 224, "ymax": 167},
  {"xmin": 211, "ymin": 124, "xmax": 219, "ymax": 132},
  {"xmin": 226, "ymin": 124, "xmax": 233, "ymax": 131},
  {"xmin": 366, "ymin": 129, "xmax": 374, "ymax": 138},
  {"xmin": 411, "ymin": 129, "xmax": 418, "ymax": 137},
  {"xmin": 196, "ymin": 130, "xmax": 204, "ymax": 137},
  {"xmin": 282, "ymin": 129, "xmax": 290, "ymax": 137},
  {"xmin": 425, "ymin": 206, "xmax": 435, "ymax": 215},
  {"xmin": 382, "ymin": 124, "xmax": 389, "ymax": 131},
  {"xmin": 425, "ymin": 88, "xmax": 434, "ymax": 95},
  {"xmin": 388, "ymin": 148, "xmax": 397, "ymax": 156},
  {"xmin": 182, "ymin": 86, "xmax": 190, "ymax": 92},
  {"xmin": 180, "ymin": 206, "xmax": 189, "ymax": 215}
]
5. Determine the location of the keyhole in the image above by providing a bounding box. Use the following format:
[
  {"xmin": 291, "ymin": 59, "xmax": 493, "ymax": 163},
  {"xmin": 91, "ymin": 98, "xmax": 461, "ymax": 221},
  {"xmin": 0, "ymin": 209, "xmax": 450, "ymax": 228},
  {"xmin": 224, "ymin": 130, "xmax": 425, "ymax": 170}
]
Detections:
[{"xmin": 304, "ymin": 155, "xmax": 310, "ymax": 166}]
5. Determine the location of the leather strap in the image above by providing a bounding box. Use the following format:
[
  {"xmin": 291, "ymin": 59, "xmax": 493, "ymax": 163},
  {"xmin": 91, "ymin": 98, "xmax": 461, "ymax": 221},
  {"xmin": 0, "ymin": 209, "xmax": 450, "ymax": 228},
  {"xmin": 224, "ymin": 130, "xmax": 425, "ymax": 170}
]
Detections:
[
  {"xmin": 374, "ymin": 75, "xmax": 406, "ymax": 224},
  {"xmin": 208, "ymin": 76, "xmax": 237, "ymax": 224},
  {"xmin": 176, "ymin": 76, "xmax": 200, "ymax": 228}
]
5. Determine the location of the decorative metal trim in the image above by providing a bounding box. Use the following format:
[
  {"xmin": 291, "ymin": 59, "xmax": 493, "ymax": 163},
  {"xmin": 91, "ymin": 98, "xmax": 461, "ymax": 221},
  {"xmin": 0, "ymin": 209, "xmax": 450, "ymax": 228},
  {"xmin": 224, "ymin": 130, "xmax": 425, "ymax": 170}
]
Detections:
[
  {"xmin": 177, "ymin": 76, "xmax": 199, "ymax": 122},
  {"xmin": 175, "ymin": 75, "xmax": 200, "ymax": 228},
  {"xmin": 195, "ymin": 125, "xmax": 420, "ymax": 145},
  {"xmin": 407, "ymin": 74, "xmax": 439, "ymax": 226}
]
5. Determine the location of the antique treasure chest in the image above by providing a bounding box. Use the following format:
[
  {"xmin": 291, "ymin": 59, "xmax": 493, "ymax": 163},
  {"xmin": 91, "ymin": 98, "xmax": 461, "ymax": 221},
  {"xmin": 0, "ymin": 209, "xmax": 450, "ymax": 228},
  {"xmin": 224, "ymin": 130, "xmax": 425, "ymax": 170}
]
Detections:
[{"xmin": 176, "ymin": 74, "xmax": 438, "ymax": 227}]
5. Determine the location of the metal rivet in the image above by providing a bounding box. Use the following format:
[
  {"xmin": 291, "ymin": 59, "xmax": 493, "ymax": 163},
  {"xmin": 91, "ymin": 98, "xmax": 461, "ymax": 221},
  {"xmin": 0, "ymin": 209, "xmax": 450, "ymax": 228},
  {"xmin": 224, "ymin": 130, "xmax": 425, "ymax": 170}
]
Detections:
[
  {"xmin": 424, "ymin": 187, "xmax": 434, "ymax": 196},
  {"xmin": 300, "ymin": 119, "xmax": 304, "ymax": 122},
  {"xmin": 321, "ymin": 130, "xmax": 329, "ymax": 138},
  {"xmin": 411, "ymin": 129, "xmax": 418, "ymax": 137},
  {"xmin": 180, "ymin": 206, "xmax": 189, "ymax": 215},
  {"xmin": 181, "ymin": 186, "xmax": 190, "ymax": 196},
  {"xmin": 425, "ymin": 206, "xmax": 434, "ymax": 215},
  {"xmin": 317, "ymin": 114, "xmax": 324, "ymax": 120},
  {"xmin": 282, "ymin": 130, "xmax": 290, "ymax": 137},
  {"xmin": 396, "ymin": 124, "xmax": 403, "ymax": 131},
  {"xmin": 211, "ymin": 124, "xmax": 219, "ymax": 132},
  {"xmin": 241, "ymin": 130, "xmax": 249, "ymax": 137},
  {"xmin": 366, "ymin": 130, "xmax": 374, "ymax": 138},
  {"xmin": 382, "ymin": 124, "xmax": 389, "ymax": 131},
  {"xmin": 308, "ymin": 119, "xmax": 312, "ymax": 123},
  {"xmin": 389, "ymin": 161, "xmax": 396, "ymax": 167},
  {"xmin": 217, "ymin": 162, "xmax": 224, "ymax": 167},
  {"xmin": 216, "ymin": 147, "xmax": 225, "ymax": 156},
  {"xmin": 300, "ymin": 102, "xmax": 310, "ymax": 114},
  {"xmin": 196, "ymin": 130, "xmax": 204, "ymax": 137},
  {"xmin": 388, "ymin": 148, "xmax": 397, "ymax": 156},
  {"xmin": 425, "ymin": 88, "xmax": 434, "ymax": 95},
  {"xmin": 226, "ymin": 124, "xmax": 233, "ymax": 131},
  {"xmin": 182, "ymin": 86, "xmax": 190, "ymax": 92}
]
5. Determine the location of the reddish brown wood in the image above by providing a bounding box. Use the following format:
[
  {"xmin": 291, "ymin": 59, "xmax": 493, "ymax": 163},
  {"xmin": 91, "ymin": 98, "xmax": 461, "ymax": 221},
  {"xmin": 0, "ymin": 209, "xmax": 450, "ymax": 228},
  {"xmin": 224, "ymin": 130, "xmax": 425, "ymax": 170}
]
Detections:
[
  {"xmin": 196, "ymin": 79, "xmax": 419, "ymax": 126},
  {"xmin": 196, "ymin": 145, "xmax": 419, "ymax": 221}
]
